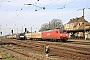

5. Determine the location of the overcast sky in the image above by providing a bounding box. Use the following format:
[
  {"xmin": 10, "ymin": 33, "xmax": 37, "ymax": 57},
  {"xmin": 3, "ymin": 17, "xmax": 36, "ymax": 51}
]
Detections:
[{"xmin": 0, "ymin": 0, "xmax": 90, "ymax": 36}]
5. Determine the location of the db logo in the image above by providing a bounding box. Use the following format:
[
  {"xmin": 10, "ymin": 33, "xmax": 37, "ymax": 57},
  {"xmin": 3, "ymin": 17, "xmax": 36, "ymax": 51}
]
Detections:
[{"xmin": 47, "ymin": 33, "xmax": 50, "ymax": 36}]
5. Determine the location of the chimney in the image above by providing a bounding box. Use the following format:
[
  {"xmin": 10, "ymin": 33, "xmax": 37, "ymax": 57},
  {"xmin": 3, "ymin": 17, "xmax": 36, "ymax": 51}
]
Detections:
[{"xmin": 81, "ymin": 16, "xmax": 84, "ymax": 20}]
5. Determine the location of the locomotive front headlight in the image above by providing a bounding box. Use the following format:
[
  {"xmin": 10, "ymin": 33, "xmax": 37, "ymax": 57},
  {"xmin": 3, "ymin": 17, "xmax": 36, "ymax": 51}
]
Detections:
[
  {"xmin": 20, "ymin": 36, "xmax": 24, "ymax": 37},
  {"xmin": 60, "ymin": 34, "xmax": 62, "ymax": 36}
]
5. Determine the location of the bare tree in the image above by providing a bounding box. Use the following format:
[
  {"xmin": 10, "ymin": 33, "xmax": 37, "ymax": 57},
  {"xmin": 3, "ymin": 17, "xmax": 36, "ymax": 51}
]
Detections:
[
  {"xmin": 39, "ymin": 19, "xmax": 63, "ymax": 31},
  {"xmin": 39, "ymin": 23, "xmax": 49, "ymax": 31},
  {"xmin": 50, "ymin": 19, "xmax": 63, "ymax": 29}
]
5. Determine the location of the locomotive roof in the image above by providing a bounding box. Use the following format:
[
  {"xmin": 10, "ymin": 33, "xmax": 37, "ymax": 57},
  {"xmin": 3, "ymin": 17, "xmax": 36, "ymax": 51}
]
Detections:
[{"xmin": 43, "ymin": 29, "xmax": 60, "ymax": 32}]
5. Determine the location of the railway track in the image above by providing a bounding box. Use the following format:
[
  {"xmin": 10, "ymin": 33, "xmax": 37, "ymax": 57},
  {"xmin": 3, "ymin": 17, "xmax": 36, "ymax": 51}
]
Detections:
[
  {"xmin": 69, "ymin": 42, "xmax": 90, "ymax": 45},
  {"xmin": 0, "ymin": 38, "xmax": 90, "ymax": 60},
  {"xmin": 20, "ymin": 40, "xmax": 90, "ymax": 60},
  {"xmin": 3, "ymin": 46, "xmax": 32, "ymax": 58}
]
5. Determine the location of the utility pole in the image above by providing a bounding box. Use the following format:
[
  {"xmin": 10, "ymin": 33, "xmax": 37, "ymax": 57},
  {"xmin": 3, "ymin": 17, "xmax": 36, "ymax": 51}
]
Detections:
[
  {"xmin": 82, "ymin": 8, "xmax": 85, "ymax": 40},
  {"xmin": 78, "ymin": 8, "xmax": 85, "ymax": 40},
  {"xmin": 77, "ymin": 8, "xmax": 85, "ymax": 19},
  {"xmin": 22, "ymin": 26, "xmax": 23, "ymax": 33},
  {"xmin": 78, "ymin": 8, "xmax": 90, "ymax": 40},
  {"xmin": 81, "ymin": 8, "xmax": 86, "ymax": 40},
  {"xmin": 0, "ymin": 25, "xmax": 1, "ymax": 32},
  {"xmin": 82, "ymin": 8, "xmax": 85, "ymax": 19},
  {"xmin": 31, "ymin": 27, "xmax": 32, "ymax": 38},
  {"xmin": 0, "ymin": 25, "xmax": 2, "ymax": 36},
  {"xmin": 17, "ymin": 28, "xmax": 18, "ymax": 33}
]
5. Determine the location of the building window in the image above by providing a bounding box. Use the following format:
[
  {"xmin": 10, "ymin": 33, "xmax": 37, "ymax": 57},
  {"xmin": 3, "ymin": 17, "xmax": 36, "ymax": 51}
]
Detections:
[{"xmin": 79, "ymin": 23, "xmax": 80, "ymax": 26}]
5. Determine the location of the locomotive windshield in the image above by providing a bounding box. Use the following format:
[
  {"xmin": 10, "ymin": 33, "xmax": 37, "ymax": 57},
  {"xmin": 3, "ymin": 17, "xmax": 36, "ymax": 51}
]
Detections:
[
  {"xmin": 20, "ymin": 33, "xmax": 25, "ymax": 36},
  {"xmin": 63, "ymin": 30, "xmax": 66, "ymax": 32},
  {"xmin": 60, "ymin": 29, "xmax": 66, "ymax": 33}
]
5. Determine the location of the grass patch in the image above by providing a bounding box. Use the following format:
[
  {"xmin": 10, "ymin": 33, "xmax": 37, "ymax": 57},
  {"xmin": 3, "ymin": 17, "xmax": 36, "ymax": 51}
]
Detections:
[
  {"xmin": 0, "ymin": 53, "xmax": 17, "ymax": 60},
  {"xmin": 0, "ymin": 49, "xmax": 17, "ymax": 60}
]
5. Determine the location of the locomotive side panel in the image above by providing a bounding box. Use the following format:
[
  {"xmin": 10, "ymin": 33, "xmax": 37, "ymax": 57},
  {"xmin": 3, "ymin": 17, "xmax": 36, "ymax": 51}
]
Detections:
[{"xmin": 42, "ymin": 29, "xmax": 60, "ymax": 39}]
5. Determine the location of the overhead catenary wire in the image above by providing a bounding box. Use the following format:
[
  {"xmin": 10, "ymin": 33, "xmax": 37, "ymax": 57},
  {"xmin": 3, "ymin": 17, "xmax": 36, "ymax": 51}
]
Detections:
[
  {"xmin": 63, "ymin": 0, "xmax": 76, "ymax": 8},
  {"xmin": 0, "ymin": 0, "xmax": 27, "ymax": 33},
  {"xmin": 0, "ymin": 0, "xmax": 25, "ymax": 25},
  {"xmin": 0, "ymin": 0, "xmax": 79, "ymax": 25},
  {"xmin": 41, "ymin": 0, "xmax": 85, "ymax": 19},
  {"xmin": 8, "ymin": 0, "xmax": 62, "ymax": 25},
  {"xmin": 4, "ymin": 0, "xmax": 59, "ymax": 25},
  {"xmin": 45, "ymin": 0, "xmax": 60, "ymax": 7},
  {"xmin": 18, "ymin": 0, "xmax": 76, "ymax": 19},
  {"xmin": 22, "ymin": 0, "xmax": 77, "ymax": 22},
  {"xmin": 19, "ymin": 0, "xmax": 76, "ymax": 22},
  {"xmin": 11, "ymin": 0, "xmax": 28, "ymax": 23},
  {"xmin": 8, "ymin": 0, "xmax": 77, "ymax": 26},
  {"xmin": 4, "ymin": 0, "xmax": 28, "ymax": 26},
  {"xmin": 7, "ymin": 0, "xmax": 41, "ymax": 25}
]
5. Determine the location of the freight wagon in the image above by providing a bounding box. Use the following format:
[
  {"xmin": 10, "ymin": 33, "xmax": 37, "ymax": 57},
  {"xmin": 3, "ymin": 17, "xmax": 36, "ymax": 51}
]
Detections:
[
  {"xmin": 25, "ymin": 32, "xmax": 42, "ymax": 40},
  {"xmin": 6, "ymin": 34, "xmax": 17, "ymax": 39}
]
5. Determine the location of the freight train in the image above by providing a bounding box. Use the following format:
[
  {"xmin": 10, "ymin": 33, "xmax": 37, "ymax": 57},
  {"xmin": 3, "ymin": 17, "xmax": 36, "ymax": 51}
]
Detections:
[
  {"xmin": 25, "ymin": 29, "xmax": 68, "ymax": 42},
  {"xmin": 5, "ymin": 29, "xmax": 68, "ymax": 42}
]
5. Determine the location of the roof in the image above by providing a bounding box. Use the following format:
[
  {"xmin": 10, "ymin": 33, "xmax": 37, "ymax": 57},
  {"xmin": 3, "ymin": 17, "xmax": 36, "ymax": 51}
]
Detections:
[
  {"xmin": 67, "ymin": 28, "xmax": 90, "ymax": 33},
  {"xmin": 67, "ymin": 16, "xmax": 86, "ymax": 24},
  {"xmin": 86, "ymin": 22, "xmax": 90, "ymax": 26}
]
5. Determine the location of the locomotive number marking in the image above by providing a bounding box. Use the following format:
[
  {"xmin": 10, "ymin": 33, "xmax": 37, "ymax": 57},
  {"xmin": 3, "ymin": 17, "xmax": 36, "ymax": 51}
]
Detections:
[{"xmin": 47, "ymin": 33, "xmax": 50, "ymax": 36}]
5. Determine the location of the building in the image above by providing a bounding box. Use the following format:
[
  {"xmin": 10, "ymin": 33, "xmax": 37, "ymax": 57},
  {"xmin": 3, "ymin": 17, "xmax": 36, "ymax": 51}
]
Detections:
[{"xmin": 64, "ymin": 16, "xmax": 90, "ymax": 39}]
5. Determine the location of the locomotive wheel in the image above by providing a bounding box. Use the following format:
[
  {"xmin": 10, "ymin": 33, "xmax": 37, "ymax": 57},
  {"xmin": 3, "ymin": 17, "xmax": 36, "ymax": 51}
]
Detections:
[
  {"xmin": 60, "ymin": 39, "xmax": 67, "ymax": 42},
  {"xmin": 57, "ymin": 39, "xmax": 60, "ymax": 42}
]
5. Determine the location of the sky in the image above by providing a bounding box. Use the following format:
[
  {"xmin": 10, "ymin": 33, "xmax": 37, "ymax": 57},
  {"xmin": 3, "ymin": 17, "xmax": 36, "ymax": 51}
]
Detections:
[{"xmin": 0, "ymin": 0, "xmax": 90, "ymax": 36}]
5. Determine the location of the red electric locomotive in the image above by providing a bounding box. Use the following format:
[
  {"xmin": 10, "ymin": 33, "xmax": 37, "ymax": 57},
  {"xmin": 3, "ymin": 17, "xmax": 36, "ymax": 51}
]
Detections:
[{"xmin": 42, "ymin": 29, "xmax": 68, "ymax": 42}]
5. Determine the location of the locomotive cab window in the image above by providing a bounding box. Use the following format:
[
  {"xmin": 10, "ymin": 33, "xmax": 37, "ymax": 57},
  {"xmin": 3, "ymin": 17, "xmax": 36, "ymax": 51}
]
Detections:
[
  {"xmin": 60, "ymin": 29, "xmax": 63, "ymax": 33},
  {"xmin": 63, "ymin": 30, "xmax": 66, "ymax": 32},
  {"xmin": 60, "ymin": 29, "xmax": 66, "ymax": 33},
  {"xmin": 20, "ymin": 33, "xmax": 25, "ymax": 36}
]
